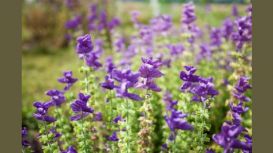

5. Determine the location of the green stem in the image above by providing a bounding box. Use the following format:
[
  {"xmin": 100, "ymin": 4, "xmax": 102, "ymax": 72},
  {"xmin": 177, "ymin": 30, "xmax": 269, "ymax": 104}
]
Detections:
[
  {"xmin": 42, "ymin": 121, "xmax": 53, "ymax": 152},
  {"xmin": 126, "ymin": 98, "xmax": 129, "ymax": 153}
]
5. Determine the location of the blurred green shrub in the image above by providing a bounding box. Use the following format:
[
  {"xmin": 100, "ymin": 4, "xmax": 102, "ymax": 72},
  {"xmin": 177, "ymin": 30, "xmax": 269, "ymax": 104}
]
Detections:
[{"xmin": 22, "ymin": 2, "xmax": 69, "ymax": 53}]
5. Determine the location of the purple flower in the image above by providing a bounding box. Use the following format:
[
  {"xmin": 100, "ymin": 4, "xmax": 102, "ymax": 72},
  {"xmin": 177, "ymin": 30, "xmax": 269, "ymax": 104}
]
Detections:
[
  {"xmin": 85, "ymin": 52, "xmax": 102, "ymax": 70},
  {"xmin": 210, "ymin": 28, "xmax": 222, "ymax": 47},
  {"xmin": 164, "ymin": 109, "xmax": 193, "ymax": 132},
  {"xmin": 50, "ymin": 128, "xmax": 61, "ymax": 139},
  {"xmin": 62, "ymin": 146, "xmax": 77, "ymax": 153},
  {"xmin": 101, "ymin": 75, "xmax": 116, "ymax": 90},
  {"xmin": 131, "ymin": 10, "xmax": 141, "ymax": 28},
  {"xmin": 206, "ymin": 149, "xmax": 215, "ymax": 153},
  {"xmin": 196, "ymin": 44, "xmax": 212, "ymax": 63},
  {"xmin": 105, "ymin": 57, "xmax": 116, "ymax": 73},
  {"xmin": 222, "ymin": 18, "xmax": 234, "ymax": 40},
  {"xmin": 46, "ymin": 89, "xmax": 66, "ymax": 106},
  {"xmin": 180, "ymin": 66, "xmax": 218, "ymax": 102},
  {"xmin": 139, "ymin": 63, "xmax": 163, "ymax": 79},
  {"xmin": 137, "ymin": 57, "xmax": 163, "ymax": 92},
  {"xmin": 163, "ymin": 92, "xmax": 178, "ymax": 111},
  {"xmin": 190, "ymin": 77, "xmax": 218, "ymax": 102},
  {"xmin": 116, "ymin": 81, "xmax": 143, "ymax": 101},
  {"xmin": 93, "ymin": 112, "xmax": 103, "ymax": 121},
  {"xmin": 65, "ymin": 15, "xmax": 81, "ymax": 30},
  {"xmin": 70, "ymin": 93, "xmax": 94, "ymax": 121},
  {"xmin": 76, "ymin": 34, "xmax": 93, "ymax": 55},
  {"xmin": 167, "ymin": 44, "xmax": 184, "ymax": 56},
  {"xmin": 108, "ymin": 17, "xmax": 120, "ymax": 30},
  {"xmin": 182, "ymin": 2, "xmax": 196, "ymax": 26},
  {"xmin": 22, "ymin": 127, "xmax": 29, "ymax": 147},
  {"xmin": 213, "ymin": 122, "xmax": 250, "ymax": 153},
  {"xmin": 233, "ymin": 76, "xmax": 251, "ymax": 102},
  {"xmin": 232, "ymin": 15, "xmax": 252, "ymax": 50},
  {"xmin": 150, "ymin": 15, "xmax": 172, "ymax": 33},
  {"xmin": 114, "ymin": 37, "xmax": 126, "ymax": 52},
  {"xmin": 107, "ymin": 131, "xmax": 119, "ymax": 141},
  {"xmin": 33, "ymin": 101, "xmax": 56, "ymax": 123},
  {"xmin": 58, "ymin": 71, "xmax": 78, "ymax": 91},
  {"xmin": 139, "ymin": 26, "xmax": 153, "ymax": 45},
  {"xmin": 113, "ymin": 115, "xmax": 124, "ymax": 123},
  {"xmin": 232, "ymin": 4, "xmax": 239, "ymax": 17}
]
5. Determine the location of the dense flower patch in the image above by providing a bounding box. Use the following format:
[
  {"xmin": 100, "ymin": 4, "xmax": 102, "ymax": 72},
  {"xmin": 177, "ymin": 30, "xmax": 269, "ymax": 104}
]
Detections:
[{"xmin": 22, "ymin": 2, "xmax": 252, "ymax": 153}]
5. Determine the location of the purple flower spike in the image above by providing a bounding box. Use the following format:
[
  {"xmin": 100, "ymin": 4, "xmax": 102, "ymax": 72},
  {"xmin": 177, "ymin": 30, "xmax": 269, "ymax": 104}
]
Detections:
[
  {"xmin": 70, "ymin": 93, "xmax": 94, "ymax": 121},
  {"xmin": 85, "ymin": 52, "xmax": 102, "ymax": 70},
  {"xmin": 101, "ymin": 75, "xmax": 116, "ymax": 90},
  {"xmin": 113, "ymin": 115, "xmax": 124, "ymax": 123},
  {"xmin": 46, "ymin": 89, "xmax": 66, "ymax": 106},
  {"xmin": 107, "ymin": 131, "xmax": 119, "ymax": 141},
  {"xmin": 180, "ymin": 66, "xmax": 218, "ymax": 103},
  {"xmin": 62, "ymin": 146, "xmax": 77, "ymax": 153},
  {"xmin": 33, "ymin": 101, "xmax": 56, "ymax": 123},
  {"xmin": 65, "ymin": 15, "xmax": 82, "ymax": 30},
  {"xmin": 76, "ymin": 34, "xmax": 93, "ymax": 55},
  {"xmin": 167, "ymin": 44, "xmax": 184, "ymax": 56},
  {"xmin": 213, "ymin": 122, "xmax": 250, "ymax": 153},
  {"xmin": 58, "ymin": 71, "xmax": 78, "ymax": 91},
  {"xmin": 94, "ymin": 112, "xmax": 103, "ymax": 121},
  {"xmin": 165, "ymin": 110, "xmax": 193, "ymax": 132},
  {"xmin": 210, "ymin": 28, "xmax": 222, "ymax": 47},
  {"xmin": 233, "ymin": 76, "xmax": 251, "ymax": 102},
  {"xmin": 182, "ymin": 2, "xmax": 196, "ymax": 26},
  {"xmin": 22, "ymin": 127, "xmax": 30, "ymax": 147}
]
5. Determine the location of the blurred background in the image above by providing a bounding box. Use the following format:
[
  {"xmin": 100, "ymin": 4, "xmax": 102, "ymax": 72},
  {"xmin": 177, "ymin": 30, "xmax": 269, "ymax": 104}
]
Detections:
[{"xmin": 22, "ymin": 0, "xmax": 249, "ymax": 129}]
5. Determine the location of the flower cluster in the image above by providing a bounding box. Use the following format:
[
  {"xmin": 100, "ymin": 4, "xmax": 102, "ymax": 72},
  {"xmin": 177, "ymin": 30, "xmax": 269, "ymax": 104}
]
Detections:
[
  {"xmin": 70, "ymin": 93, "xmax": 94, "ymax": 121},
  {"xmin": 180, "ymin": 66, "xmax": 218, "ymax": 103}
]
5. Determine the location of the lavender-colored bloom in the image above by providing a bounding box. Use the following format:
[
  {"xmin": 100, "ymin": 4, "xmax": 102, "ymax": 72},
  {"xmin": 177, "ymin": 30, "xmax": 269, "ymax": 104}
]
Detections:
[
  {"xmin": 164, "ymin": 109, "xmax": 193, "ymax": 132},
  {"xmin": 114, "ymin": 37, "xmax": 126, "ymax": 52},
  {"xmin": 196, "ymin": 44, "xmax": 211, "ymax": 63},
  {"xmin": 222, "ymin": 18, "xmax": 234, "ymax": 40},
  {"xmin": 150, "ymin": 15, "xmax": 172, "ymax": 33},
  {"xmin": 65, "ymin": 16, "xmax": 81, "ymax": 30},
  {"xmin": 113, "ymin": 115, "xmax": 124, "ymax": 123},
  {"xmin": 210, "ymin": 28, "xmax": 222, "ymax": 47},
  {"xmin": 243, "ymin": 135, "xmax": 252, "ymax": 153},
  {"xmin": 105, "ymin": 57, "xmax": 116, "ymax": 73},
  {"xmin": 213, "ymin": 122, "xmax": 250, "ymax": 153},
  {"xmin": 232, "ymin": 4, "xmax": 239, "ymax": 17},
  {"xmin": 108, "ymin": 17, "xmax": 120, "ymax": 30},
  {"xmin": 62, "ymin": 146, "xmax": 77, "ymax": 153},
  {"xmin": 58, "ymin": 71, "xmax": 78, "ymax": 91},
  {"xmin": 163, "ymin": 92, "xmax": 178, "ymax": 111},
  {"xmin": 101, "ymin": 75, "xmax": 116, "ymax": 90},
  {"xmin": 139, "ymin": 63, "xmax": 163, "ymax": 79},
  {"xmin": 70, "ymin": 93, "xmax": 94, "ymax": 121},
  {"xmin": 131, "ymin": 10, "xmax": 141, "ymax": 28},
  {"xmin": 107, "ymin": 131, "xmax": 119, "ymax": 141},
  {"xmin": 233, "ymin": 76, "xmax": 251, "ymax": 102},
  {"xmin": 22, "ymin": 127, "xmax": 29, "ymax": 147},
  {"xmin": 46, "ymin": 89, "xmax": 66, "ymax": 106},
  {"xmin": 232, "ymin": 15, "xmax": 252, "ymax": 50},
  {"xmin": 182, "ymin": 2, "xmax": 196, "ymax": 26},
  {"xmin": 50, "ymin": 128, "xmax": 61, "ymax": 139},
  {"xmin": 229, "ymin": 102, "xmax": 249, "ymax": 115},
  {"xmin": 76, "ymin": 34, "xmax": 93, "ymax": 55},
  {"xmin": 33, "ymin": 101, "xmax": 56, "ymax": 123},
  {"xmin": 137, "ymin": 57, "xmax": 163, "ymax": 92},
  {"xmin": 180, "ymin": 66, "xmax": 218, "ymax": 102},
  {"xmin": 139, "ymin": 26, "xmax": 153, "ymax": 45},
  {"xmin": 85, "ymin": 52, "xmax": 102, "ymax": 70},
  {"xmin": 111, "ymin": 69, "xmax": 142, "ymax": 101},
  {"xmin": 206, "ymin": 149, "xmax": 215, "ymax": 153},
  {"xmin": 94, "ymin": 112, "xmax": 102, "ymax": 121},
  {"xmin": 167, "ymin": 44, "xmax": 184, "ymax": 56},
  {"xmin": 190, "ymin": 77, "xmax": 218, "ymax": 102}
]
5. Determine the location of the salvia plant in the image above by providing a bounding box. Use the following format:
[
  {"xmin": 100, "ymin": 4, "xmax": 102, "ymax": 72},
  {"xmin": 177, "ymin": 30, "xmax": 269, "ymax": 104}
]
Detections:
[{"xmin": 23, "ymin": 1, "xmax": 252, "ymax": 153}]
